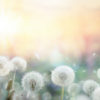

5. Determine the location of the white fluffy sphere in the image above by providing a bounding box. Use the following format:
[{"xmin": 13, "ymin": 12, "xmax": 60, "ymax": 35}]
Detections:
[
  {"xmin": 0, "ymin": 56, "xmax": 11, "ymax": 76},
  {"xmin": 11, "ymin": 57, "xmax": 27, "ymax": 71},
  {"xmin": 83, "ymin": 80, "xmax": 99, "ymax": 95},
  {"xmin": 92, "ymin": 88, "xmax": 100, "ymax": 100},
  {"xmin": 67, "ymin": 83, "xmax": 80, "ymax": 96},
  {"xmin": 51, "ymin": 65, "xmax": 75, "ymax": 87},
  {"xmin": 22, "ymin": 71, "xmax": 44, "ymax": 93}
]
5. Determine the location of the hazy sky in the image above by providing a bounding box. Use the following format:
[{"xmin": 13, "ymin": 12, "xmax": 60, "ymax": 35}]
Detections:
[{"xmin": 0, "ymin": 0, "xmax": 99, "ymax": 57}]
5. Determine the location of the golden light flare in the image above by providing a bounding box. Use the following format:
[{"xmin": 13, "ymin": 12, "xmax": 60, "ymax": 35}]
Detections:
[
  {"xmin": 0, "ymin": 9, "xmax": 21, "ymax": 36},
  {"xmin": 0, "ymin": 0, "xmax": 99, "ymax": 57}
]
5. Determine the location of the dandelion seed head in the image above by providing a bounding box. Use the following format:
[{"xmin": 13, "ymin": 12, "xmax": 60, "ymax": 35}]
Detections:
[
  {"xmin": 0, "ymin": 56, "xmax": 11, "ymax": 76},
  {"xmin": 67, "ymin": 83, "xmax": 80, "ymax": 96},
  {"xmin": 51, "ymin": 65, "xmax": 75, "ymax": 87},
  {"xmin": 11, "ymin": 57, "xmax": 27, "ymax": 71},
  {"xmin": 92, "ymin": 87, "xmax": 100, "ymax": 100},
  {"xmin": 0, "ymin": 56, "xmax": 8, "ymax": 69},
  {"xmin": 22, "ymin": 71, "xmax": 44, "ymax": 93},
  {"xmin": 83, "ymin": 80, "xmax": 99, "ymax": 95}
]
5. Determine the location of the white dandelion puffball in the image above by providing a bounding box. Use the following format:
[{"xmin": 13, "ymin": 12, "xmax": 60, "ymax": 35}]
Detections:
[
  {"xmin": 97, "ymin": 68, "xmax": 100, "ymax": 79},
  {"xmin": 51, "ymin": 65, "xmax": 75, "ymax": 87},
  {"xmin": 11, "ymin": 57, "xmax": 27, "ymax": 71},
  {"xmin": 67, "ymin": 83, "xmax": 80, "ymax": 96},
  {"xmin": 92, "ymin": 87, "xmax": 100, "ymax": 100},
  {"xmin": 76, "ymin": 94, "xmax": 90, "ymax": 100},
  {"xmin": 22, "ymin": 71, "xmax": 44, "ymax": 93},
  {"xmin": 83, "ymin": 80, "xmax": 99, "ymax": 95},
  {"xmin": 0, "ymin": 56, "xmax": 11, "ymax": 76}
]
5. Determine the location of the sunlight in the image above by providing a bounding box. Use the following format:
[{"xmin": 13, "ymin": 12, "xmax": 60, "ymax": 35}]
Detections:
[{"xmin": 0, "ymin": 9, "xmax": 21, "ymax": 36}]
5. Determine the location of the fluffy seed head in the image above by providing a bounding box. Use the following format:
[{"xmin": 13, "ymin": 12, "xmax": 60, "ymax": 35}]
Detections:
[
  {"xmin": 11, "ymin": 57, "xmax": 27, "ymax": 71},
  {"xmin": 83, "ymin": 80, "xmax": 99, "ymax": 95},
  {"xmin": 51, "ymin": 65, "xmax": 75, "ymax": 87},
  {"xmin": 92, "ymin": 87, "xmax": 100, "ymax": 100},
  {"xmin": 0, "ymin": 56, "xmax": 11, "ymax": 76},
  {"xmin": 22, "ymin": 71, "xmax": 44, "ymax": 93},
  {"xmin": 67, "ymin": 83, "xmax": 80, "ymax": 96}
]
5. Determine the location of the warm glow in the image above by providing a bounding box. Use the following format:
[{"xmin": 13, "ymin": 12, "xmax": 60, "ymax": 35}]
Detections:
[
  {"xmin": 0, "ymin": 0, "xmax": 99, "ymax": 57},
  {"xmin": 0, "ymin": 9, "xmax": 21, "ymax": 36}
]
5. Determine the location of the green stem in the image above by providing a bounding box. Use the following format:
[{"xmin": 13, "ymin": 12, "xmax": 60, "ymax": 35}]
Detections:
[
  {"xmin": 13, "ymin": 70, "xmax": 16, "ymax": 88},
  {"xmin": 61, "ymin": 87, "xmax": 64, "ymax": 100}
]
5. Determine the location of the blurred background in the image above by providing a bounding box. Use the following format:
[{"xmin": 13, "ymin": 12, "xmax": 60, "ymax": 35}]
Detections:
[
  {"xmin": 0, "ymin": 0, "xmax": 100, "ymax": 100},
  {"xmin": 0, "ymin": 0, "xmax": 100, "ymax": 79}
]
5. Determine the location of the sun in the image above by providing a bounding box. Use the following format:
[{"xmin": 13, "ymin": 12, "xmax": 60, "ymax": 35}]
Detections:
[{"xmin": 0, "ymin": 9, "xmax": 21, "ymax": 36}]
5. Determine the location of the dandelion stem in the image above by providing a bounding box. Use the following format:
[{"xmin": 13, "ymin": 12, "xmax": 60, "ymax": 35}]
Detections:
[
  {"xmin": 61, "ymin": 87, "xmax": 64, "ymax": 100},
  {"xmin": 13, "ymin": 70, "xmax": 16, "ymax": 88}
]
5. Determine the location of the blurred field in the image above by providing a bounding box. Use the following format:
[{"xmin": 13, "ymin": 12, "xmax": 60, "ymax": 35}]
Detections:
[{"xmin": 0, "ymin": 0, "xmax": 100, "ymax": 100}]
